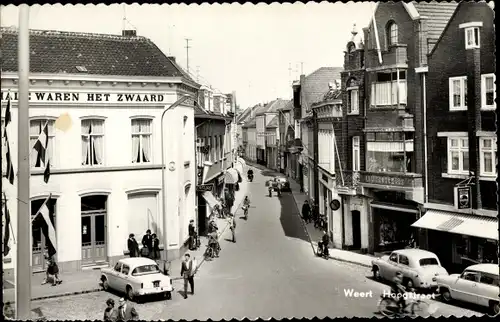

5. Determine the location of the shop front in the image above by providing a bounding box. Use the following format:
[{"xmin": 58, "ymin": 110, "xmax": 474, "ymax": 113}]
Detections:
[
  {"xmin": 197, "ymin": 162, "xmax": 224, "ymax": 235},
  {"xmin": 412, "ymin": 210, "xmax": 498, "ymax": 273},
  {"xmin": 318, "ymin": 168, "xmax": 337, "ymax": 241}
]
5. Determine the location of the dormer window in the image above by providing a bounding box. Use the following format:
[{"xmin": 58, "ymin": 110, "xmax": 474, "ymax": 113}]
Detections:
[
  {"xmin": 465, "ymin": 27, "xmax": 480, "ymax": 49},
  {"xmin": 386, "ymin": 21, "xmax": 398, "ymax": 46}
]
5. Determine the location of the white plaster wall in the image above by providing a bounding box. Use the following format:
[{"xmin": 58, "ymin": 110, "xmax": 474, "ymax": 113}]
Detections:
[
  {"xmin": 256, "ymin": 116, "xmax": 265, "ymax": 148},
  {"xmin": 344, "ymin": 200, "xmax": 353, "ymax": 246}
]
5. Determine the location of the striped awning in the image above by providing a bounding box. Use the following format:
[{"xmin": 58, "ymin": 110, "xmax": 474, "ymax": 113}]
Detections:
[
  {"xmin": 412, "ymin": 210, "xmax": 498, "ymax": 240},
  {"xmin": 224, "ymin": 168, "xmax": 239, "ymax": 184},
  {"xmin": 201, "ymin": 191, "xmax": 221, "ymax": 216},
  {"xmin": 233, "ymin": 162, "xmax": 244, "ymax": 177}
]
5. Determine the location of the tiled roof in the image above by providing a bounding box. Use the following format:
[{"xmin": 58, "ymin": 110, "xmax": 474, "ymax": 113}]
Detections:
[
  {"xmin": 257, "ymin": 99, "xmax": 289, "ymax": 115},
  {"xmin": 412, "ymin": 1, "xmax": 458, "ymax": 50},
  {"xmin": 266, "ymin": 115, "xmax": 279, "ymax": 128},
  {"xmin": 302, "ymin": 67, "xmax": 343, "ymax": 111},
  {"xmin": 0, "ymin": 28, "xmax": 194, "ymax": 81},
  {"xmin": 236, "ymin": 104, "xmax": 259, "ymax": 123},
  {"xmin": 242, "ymin": 118, "xmax": 257, "ymax": 128},
  {"xmin": 278, "ymin": 100, "xmax": 293, "ymax": 111}
]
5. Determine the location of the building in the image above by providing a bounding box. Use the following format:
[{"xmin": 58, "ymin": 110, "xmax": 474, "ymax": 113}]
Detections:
[
  {"xmin": 293, "ymin": 67, "xmax": 343, "ymax": 204},
  {"xmin": 194, "ymin": 86, "xmax": 236, "ymax": 236},
  {"xmin": 334, "ymin": 1, "xmax": 459, "ymax": 255},
  {"xmin": 237, "ymin": 103, "xmax": 261, "ymax": 159},
  {"xmin": 1, "ymin": 28, "xmax": 199, "ymax": 274},
  {"xmin": 277, "ymin": 100, "xmax": 295, "ymax": 176},
  {"xmin": 265, "ymin": 114, "xmax": 279, "ymax": 170},
  {"xmin": 412, "ymin": 1, "xmax": 497, "ymax": 272}
]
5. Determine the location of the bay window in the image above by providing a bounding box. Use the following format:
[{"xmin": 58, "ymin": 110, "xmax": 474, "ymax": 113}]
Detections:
[
  {"xmin": 480, "ymin": 137, "xmax": 497, "ymax": 176},
  {"xmin": 447, "ymin": 137, "xmax": 469, "ymax": 174},
  {"xmin": 481, "ymin": 74, "xmax": 495, "ymax": 110},
  {"xmin": 366, "ymin": 132, "xmax": 412, "ymax": 173},
  {"xmin": 131, "ymin": 118, "xmax": 152, "ymax": 163},
  {"xmin": 370, "ymin": 71, "xmax": 407, "ymax": 107},
  {"xmin": 81, "ymin": 119, "xmax": 104, "ymax": 166},
  {"xmin": 30, "ymin": 119, "xmax": 55, "ymax": 168},
  {"xmin": 449, "ymin": 76, "xmax": 467, "ymax": 111}
]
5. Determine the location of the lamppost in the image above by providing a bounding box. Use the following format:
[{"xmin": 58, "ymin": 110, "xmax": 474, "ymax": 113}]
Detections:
[{"xmin": 160, "ymin": 93, "xmax": 195, "ymax": 260}]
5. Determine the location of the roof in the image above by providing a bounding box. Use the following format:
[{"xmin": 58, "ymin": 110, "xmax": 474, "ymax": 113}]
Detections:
[
  {"xmin": 0, "ymin": 28, "xmax": 195, "ymax": 81},
  {"xmin": 393, "ymin": 249, "xmax": 439, "ymax": 258},
  {"xmin": 236, "ymin": 104, "xmax": 260, "ymax": 123},
  {"xmin": 266, "ymin": 115, "xmax": 279, "ymax": 128},
  {"xmin": 257, "ymin": 99, "xmax": 290, "ymax": 115},
  {"xmin": 278, "ymin": 100, "xmax": 293, "ymax": 111},
  {"xmin": 465, "ymin": 263, "xmax": 498, "ymax": 276},
  {"xmin": 242, "ymin": 118, "xmax": 256, "ymax": 128},
  {"xmin": 117, "ymin": 257, "xmax": 158, "ymax": 268},
  {"xmin": 312, "ymin": 85, "xmax": 342, "ymax": 108},
  {"xmin": 302, "ymin": 67, "xmax": 343, "ymax": 112}
]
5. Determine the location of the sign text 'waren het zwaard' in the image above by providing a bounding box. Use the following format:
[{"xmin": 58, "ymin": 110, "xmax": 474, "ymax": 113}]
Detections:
[{"xmin": 1, "ymin": 90, "xmax": 169, "ymax": 104}]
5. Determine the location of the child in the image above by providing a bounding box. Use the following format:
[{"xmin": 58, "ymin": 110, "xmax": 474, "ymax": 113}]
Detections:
[{"xmin": 41, "ymin": 255, "xmax": 62, "ymax": 286}]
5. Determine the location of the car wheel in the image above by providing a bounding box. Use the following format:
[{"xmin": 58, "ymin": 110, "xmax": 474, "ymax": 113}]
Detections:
[
  {"xmin": 490, "ymin": 301, "xmax": 500, "ymax": 315},
  {"xmin": 165, "ymin": 291, "xmax": 172, "ymax": 300},
  {"xmin": 126, "ymin": 286, "xmax": 135, "ymax": 301},
  {"xmin": 372, "ymin": 266, "xmax": 381, "ymax": 280},
  {"xmin": 440, "ymin": 288, "xmax": 452, "ymax": 302},
  {"xmin": 101, "ymin": 277, "xmax": 109, "ymax": 291}
]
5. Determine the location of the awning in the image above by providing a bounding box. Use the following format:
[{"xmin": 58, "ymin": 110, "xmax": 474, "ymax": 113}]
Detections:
[
  {"xmin": 237, "ymin": 157, "xmax": 246, "ymax": 168},
  {"xmin": 233, "ymin": 162, "xmax": 244, "ymax": 177},
  {"xmin": 201, "ymin": 191, "xmax": 220, "ymax": 215},
  {"xmin": 412, "ymin": 210, "xmax": 498, "ymax": 240},
  {"xmin": 224, "ymin": 168, "xmax": 239, "ymax": 184},
  {"xmin": 203, "ymin": 162, "xmax": 223, "ymax": 184}
]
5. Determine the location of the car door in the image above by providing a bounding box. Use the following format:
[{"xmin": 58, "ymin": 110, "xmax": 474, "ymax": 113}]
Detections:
[
  {"xmin": 452, "ymin": 270, "xmax": 480, "ymax": 304},
  {"xmin": 117, "ymin": 264, "xmax": 131, "ymax": 293},
  {"xmin": 397, "ymin": 254, "xmax": 414, "ymax": 282},
  {"xmin": 382, "ymin": 253, "xmax": 400, "ymax": 280},
  {"xmin": 108, "ymin": 262, "xmax": 122, "ymax": 289},
  {"xmin": 476, "ymin": 272, "xmax": 500, "ymax": 307}
]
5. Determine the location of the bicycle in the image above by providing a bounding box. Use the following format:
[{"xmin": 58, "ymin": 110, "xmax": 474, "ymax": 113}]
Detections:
[
  {"xmin": 314, "ymin": 215, "xmax": 327, "ymax": 230},
  {"xmin": 378, "ymin": 292, "xmax": 433, "ymax": 318},
  {"xmin": 242, "ymin": 205, "xmax": 249, "ymax": 220}
]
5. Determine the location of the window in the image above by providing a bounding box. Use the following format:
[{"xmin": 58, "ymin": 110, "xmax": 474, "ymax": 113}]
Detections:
[
  {"xmin": 114, "ymin": 263, "xmax": 122, "ymax": 272},
  {"xmin": 1, "ymin": 118, "xmax": 6, "ymax": 171},
  {"xmin": 449, "ymin": 76, "xmax": 467, "ymax": 111},
  {"xmin": 419, "ymin": 258, "xmax": 439, "ymax": 266},
  {"xmin": 481, "ymin": 74, "xmax": 495, "ymax": 110},
  {"xmin": 480, "ymin": 137, "xmax": 497, "ymax": 176},
  {"xmin": 352, "ymin": 136, "xmax": 360, "ymax": 171},
  {"xmin": 389, "ymin": 253, "xmax": 398, "ymax": 263},
  {"xmin": 81, "ymin": 119, "xmax": 104, "ymax": 166},
  {"xmin": 131, "ymin": 264, "xmax": 160, "ymax": 276},
  {"xmin": 219, "ymin": 135, "xmax": 224, "ymax": 159},
  {"xmin": 448, "ymin": 137, "xmax": 469, "ymax": 174},
  {"xmin": 465, "ymin": 27, "xmax": 480, "ymax": 49},
  {"xmin": 387, "ymin": 21, "xmax": 398, "ymax": 46},
  {"xmin": 348, "ymin": 88, "xmax": 359, "ymax": 114},
  {"xmin": 131, "ymin": 119, "xmax": 152, "ymax": 163},
  {"xmin": 479, "ymin": 273, "xmax": 499, "ymax": 286},
  {"xmin": 399, "ymin": 255, "xmax": 409, "ymax": 266},
  {"xmin": 460, "ymin": 271, "xmax": 480, "ymax": 282},
  {"xmin": 30, "ymin": 119, "xmax": 55, "ymax": 168},
  {"xmin": 212, "ymin": 136, "xmax": 217, "ymax": 162},
  {"xmin": 121, "ymin": 264, "xmax": 130, "ymax": 275}
]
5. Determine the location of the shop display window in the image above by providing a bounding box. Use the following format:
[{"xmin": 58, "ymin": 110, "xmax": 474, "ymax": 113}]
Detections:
[{"xmin": 456, "ymin": 235, "xmax": 498, "ymax": 264}]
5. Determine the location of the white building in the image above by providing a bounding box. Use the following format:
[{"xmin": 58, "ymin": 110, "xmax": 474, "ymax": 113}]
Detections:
[{"xmin": 1, "ymin": 28, "xmax": 199, "ymax": 274}]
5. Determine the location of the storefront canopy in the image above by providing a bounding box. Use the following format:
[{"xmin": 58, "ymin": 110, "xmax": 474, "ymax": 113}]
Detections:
[
  {"xmin": 201, "ymin": 191, "xmax": 220, "ymax": 216},
  {"xmin": 237, "ymin": 157, "xmax": 247, "ymax": 168},
  {"xmin": 412, "ymin": 210, "xmax": 498, "ymax": 241},
  {"xmin": 224, "ymin": 168, "xmax": 239, "ymax": 185},
  {"xmin": 233, "ymin": 162, "xmax": 244, "ymax": 177}
]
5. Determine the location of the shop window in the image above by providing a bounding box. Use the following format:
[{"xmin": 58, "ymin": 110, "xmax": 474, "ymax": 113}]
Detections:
[
  {"xmin": 367, "ymin": 151, "xmax": 405, "ymax": 172},
  {"xmin": 447, "ymin": 137, "xmax": 469, "ymax": 175}
]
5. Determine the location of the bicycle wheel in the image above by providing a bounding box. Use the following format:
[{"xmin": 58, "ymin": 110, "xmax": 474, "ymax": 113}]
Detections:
[
  {"xmin": 411, "ymin": 301, "xmax": 432, "ymax": 318},
  {"xmin": 378, "ymin": 298, "xmax": 397, "ymax": 318}
]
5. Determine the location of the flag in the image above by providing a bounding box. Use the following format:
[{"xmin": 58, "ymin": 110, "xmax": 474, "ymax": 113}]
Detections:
[
  {"xmin": 3, "ymin": 196, "xmax": 11, "ymax": 256},
  {"xmin": 4, "ymin": 132, "xmax": 15, "ymax": 185},
  {"xmin": 372, "ymin": 12, "xmax": 383, "ymax": 65},
  {"xmin": 4, "ymin": 95, "xmax": 11, "ymax": 129},
  {"xmin": 34, "ymin": 195, "xmax": 57, "ymax": 257},
  {"xmin": 33, "ymin": 121, "xmax": 51, "ymax": 183}
]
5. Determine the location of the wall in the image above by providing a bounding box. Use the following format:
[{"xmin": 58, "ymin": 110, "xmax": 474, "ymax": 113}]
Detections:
[{"xmin": 256, "ymin": 115, "xmax": 266, "ymax": 148}]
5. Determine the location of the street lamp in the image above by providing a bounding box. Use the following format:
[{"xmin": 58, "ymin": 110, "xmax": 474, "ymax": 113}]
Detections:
[{"xmin": 161, "ymin": 93, "xmax": 194, "ymax": 260}]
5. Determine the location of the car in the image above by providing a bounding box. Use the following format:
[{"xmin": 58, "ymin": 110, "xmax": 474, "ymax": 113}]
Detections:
[
  {"xmin": 436, "ymin": 263, "xmax": 499, "ymax": 314},
  {"xmin": 275, "ymin": 176, "xmax": 291, "ymax": 191},
  {"xmin": 100, "ymin": 257, "xmax": 173, "ymax": 302},
  {"xmin": 371, "ymin": 249, "xmax": 448, "ymax": 292}
]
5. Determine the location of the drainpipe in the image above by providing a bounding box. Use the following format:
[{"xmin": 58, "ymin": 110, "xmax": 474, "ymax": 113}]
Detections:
[
  {"xmin": 194, "ymin": 120, "xmax": 209, "ymax": 235},
  {"xmin": 313, "ymin": 110, "xmax": 320, "ymax": 208},
  {"xmin": 161, "ymin": 94, "xmax": 194, "ymax": 261},
  {"xmin": 423, "ymin": 73, "xmax": 428, "ymax": 203}
]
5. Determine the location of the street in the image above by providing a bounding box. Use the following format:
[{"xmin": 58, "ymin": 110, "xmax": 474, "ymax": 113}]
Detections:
[{"xmin": 31, "ymin": 167, "xmax": 483, "ymax": 320}]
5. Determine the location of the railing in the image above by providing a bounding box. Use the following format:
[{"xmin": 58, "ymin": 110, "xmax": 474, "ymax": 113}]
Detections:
[
  {"xmin": 365, "ymin": 44, "xmax": 408, "ymax": 69},
  {"xmin": 371, "ymin": 81, "xmax": 407, "ymax": 106},
  {"xmin": 335, "ymin": 170, "xmax": 361, "ymax": 195}
]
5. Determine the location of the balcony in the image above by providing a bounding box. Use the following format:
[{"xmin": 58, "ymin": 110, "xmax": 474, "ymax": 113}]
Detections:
[
  {"xmin": 365, "ymin": 44, "xmax": 407, "ymax": 70},
  {"xmin": 335, "ymin": 170, "xmax": 361, "ymax": 196},
  {"xmin": 370, "ymin": 81, "xmax": 407, "ymax": 107}
]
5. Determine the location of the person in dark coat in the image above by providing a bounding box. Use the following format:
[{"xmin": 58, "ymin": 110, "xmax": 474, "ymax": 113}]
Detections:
[
  {"xmin": 116, "ymin": 298, "xmax": 139, "ymax": 321},
  {"xmin": 151, "ymin": 233, "xmax": 160, "ymax": 260},
  {"xmin": 180, "ymin": 253, "xmax": 194, "ymax": 299},
  {"xmin": 127, "ymin": 234, "xmax": 140, "ymax": 257},
  {"xmin": 301, "ymin": 200, "xmax": 311, "ymax": 223},
  {"xmin": 188, "ymin": 220, "xmax": 197, "ymax": 250},
  {"xmin": 103, "ymin": 298, "xmax": 117, "ymax": 321},
  {"xmin": 141, "ymin": 229, "xmax": 153, "ymax": 258}
]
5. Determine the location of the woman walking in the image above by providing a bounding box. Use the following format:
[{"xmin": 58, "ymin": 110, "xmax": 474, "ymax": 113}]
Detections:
[{"xmin": 103, "ymin": 298, "xmax": 117, "ymax": 321}]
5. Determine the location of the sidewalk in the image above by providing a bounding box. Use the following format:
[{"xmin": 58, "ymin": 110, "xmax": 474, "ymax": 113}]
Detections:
[{"xmin": 3, "ymin": 180, "xmax": 249, "ymax": 303}]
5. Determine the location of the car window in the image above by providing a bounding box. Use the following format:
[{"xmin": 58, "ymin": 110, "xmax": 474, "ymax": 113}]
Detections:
[
  {"xmin": 399, "ymin": 255, "xmax": 409, "ymax": 266},
  {"xmin": 114, "ymin": 263, "xmax": 122, "ymax": 272},
  {"xmin": 131, "ymin": 264, "xmax": 161, "ymax": 276},
  {"xmin": 389, "ymin": 253, "xmax": 398, "ymax": 263},
  {"xmin": 479, "ymin": 273, "xmax": 500, "ymax": 286},
  {"xmin": 419, "ymin": 257, "xmax": 439, "ymax": 266},
  {"xmin": 121, "ymin": 264, "xmax": 130, "ymax": 275},
  {"xmin": 461, "ymin": 271, "xmax": 480, "ymax": 282}
]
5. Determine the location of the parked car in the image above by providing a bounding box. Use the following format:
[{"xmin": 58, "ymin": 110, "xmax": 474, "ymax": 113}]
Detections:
[
  {"xmin": 436, "ymin": 263, "xmax": 499, "ymax": 314},
  {"xmin": 371, "ymin": 249, "xmax": 448, "ymax": 292},
  {"xmin": 100, "ymin": 258, "xmax": 173, "ymax": 302},
  {"xmin": 275, "ymin": 176, "xmax": 291, "ymax": 191}
]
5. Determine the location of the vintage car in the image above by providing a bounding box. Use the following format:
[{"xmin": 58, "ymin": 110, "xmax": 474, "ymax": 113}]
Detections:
[
  {"xmin": 100, "ymin": 258, "xmax": 173, "ymax": 302},
  {"xmin": 371, "ymin": 249, "xmax": 448, "ymax": 291},
  {"xmin": 275, "ymin": 176, "xmax": 291, "ymax": 191},
  {"xmin": 436, "ymin": 263, "xmax": 499, "ymax": 314}
]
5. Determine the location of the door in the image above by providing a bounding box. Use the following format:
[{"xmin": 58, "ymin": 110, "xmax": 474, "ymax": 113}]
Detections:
[
  {"xmin": 197, "ymin": 194, "xmax": 207, "ymax": 236},
  {"xmin": 352, "ymin": 210, "xmax": 361, "ymax": 249},
  {"xmin": 108, "ymin": 262, "xmax": 122, "ymax": 289},
  {"xmin": 382, "ymin": 252, "xmax": 400, "ymax": 280},
  {"xmin": 31, "ymin": 223, "xmax": 45, "ymax": 272},
  {"xmin": 81, "ymin": 212, "xmax": 107, "ymax": 265},
  {"xmin": 453, "ymin": 271, "xmax": 480, "ymax": 303}
]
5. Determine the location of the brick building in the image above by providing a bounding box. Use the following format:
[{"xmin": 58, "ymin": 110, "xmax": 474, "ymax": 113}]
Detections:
[{"xmin": 412, "ymin": 1, "xmax": 497, "ymax": 272}]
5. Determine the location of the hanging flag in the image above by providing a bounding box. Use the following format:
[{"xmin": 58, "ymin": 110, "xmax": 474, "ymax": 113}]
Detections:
[
  {"xmin": 4, "ymin": 132, "xmax": 15, "ymax": 185},
  {"xmin": 2, "ymin": 195, "xmax": 11, "ymax": 256},
  {"xmin": 34, "ymin": 195, "xmax": 57, "ymax": 257},
  {"xmin": 372, "ymin": 11, "xmax": 383, "ymax": 64},
  {"xmin": 33, "ymin": 121, "xmax": 51, "ymax": 183},
  {"xmin": 4, "ymin": 95, "xmax": 11, "ymax": 129}
]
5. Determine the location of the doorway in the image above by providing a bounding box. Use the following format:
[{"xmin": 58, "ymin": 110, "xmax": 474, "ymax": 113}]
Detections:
[
  {"xmin": 352, "ymin": 210, "xmax": 361, "ymax": 249},
  {"xmin": 31, "ymin": 198, "xmax": 57, "ymax": 272},
  {"xmin": 197, "ymin": 194, "xmax": 207, "ymax": 236},
  {"xmin": 81, "ymin": 195, "xmax": 107, "ymax": 265}
]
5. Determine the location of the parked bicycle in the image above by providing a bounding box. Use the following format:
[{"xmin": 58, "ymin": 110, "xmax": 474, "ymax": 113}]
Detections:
[{"xmin": 314, "ymin": 214, "xmax": 327, "ymax": 230}]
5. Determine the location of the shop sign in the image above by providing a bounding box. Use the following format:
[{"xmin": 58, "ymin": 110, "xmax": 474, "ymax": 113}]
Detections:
[
  {"xmin": 363, "ymin": 174, "xmax": 406, "ymax": 187},
  {"xmin": 329, "ymin": 199, "xmax": 341, "ymax": 211},
  {"xmin": 457, "ymin": 186, "xmax": 471, "ymax": 209},
  {"xmin": 196, "ymin": 184, "xmax": 214, "ymax": 192},
  {"xmin": 1, "ymin": 90, "xmax": 169, "ymax": 104}
]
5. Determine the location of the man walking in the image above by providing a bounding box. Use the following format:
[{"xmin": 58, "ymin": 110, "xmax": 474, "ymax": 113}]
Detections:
[
  {"xmin": 127, "ymin": 234, "xmax": 139, "ymax": 257},
  {"xmin": 188, "ymin": 220, "xmax": 197, "ymax": 250},
  {"xmin": 180, "ymin": 253, "xmax": 194, "ymax": 299},
  {"xmin": 229, "ymin": 215, "xmax": 236, "ymax": 243},
  {"xmin": 302, "ymin": 200, "xmax": 311, "ymax": 223},
  {"xmin": 116, "ymin": 298, "xmax": 139, "ymax": 321}
]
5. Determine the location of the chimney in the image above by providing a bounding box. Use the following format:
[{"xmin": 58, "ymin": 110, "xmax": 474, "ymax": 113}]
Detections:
[
  {"xmin": 167, "ymin": 56, "xmax": 176, "ymax": 62},
  {"xmin": 122, "ymin": 29, "xmax": 137, "ymax": 37}
]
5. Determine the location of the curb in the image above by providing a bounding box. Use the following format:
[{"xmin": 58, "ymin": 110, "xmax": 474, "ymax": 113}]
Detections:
[
  {"xmin": 310, "ymin": 241, "xmax": 373, "ymax": 268},
  {"xmin": 31, "ymin": 287, "xmax": 103, "ymax": 302}
]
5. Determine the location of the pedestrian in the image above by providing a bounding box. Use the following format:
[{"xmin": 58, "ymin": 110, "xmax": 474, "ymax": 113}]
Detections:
[
  {"xmin": 41, "ymin": 255, "xmax": 62, "ymax": 286},
  {"xmin": 3, "ymin": 302, "xmax": 15, "ymax": 320},
  {"xmin": 141, "ymin": 229, "xmax": 153, "ymax": 258},
  {"xmin": 229, "ymin": 215, "xmax": 236, "ymax": 243},
  {"xmin": 180, "ymin": 253, "xmax": 194, "ymax": 299},
  {"xmin": 116, "ymin": 298, "xmax": 139, "ymax": 321},
  {"xmin": 127, "ymin": 233, "xmax": 140, "ymax": 257},
  {"xmin": 302, "ymin": 200, "xmax": 311, "ymax": 223},
  {"xmin": 208, "ymin": 216, "xmax": 218, "ymax": 234},
  {"xmin": 151, "ymin": 233, "xmax": 160, "ymax": 260},
  {"xmin": 188, "ymin": 220, "xmax": 196, "ymax": 250},
  {"xmin": 103, "ymin": 298, "xmax": 117, "ymax": 322}
]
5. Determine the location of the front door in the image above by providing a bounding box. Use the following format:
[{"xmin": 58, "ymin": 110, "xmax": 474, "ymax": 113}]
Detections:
[
  {"xmin": 31, "ymin": 198, "xmax": 56, "ymax": 273},
  {"xmin": 352, "ymin": 210, "xmax": 361, "ymax": 249},
  {"xmin": 81, "ymin": 211, "xmax": 107, "ymax": 265}
]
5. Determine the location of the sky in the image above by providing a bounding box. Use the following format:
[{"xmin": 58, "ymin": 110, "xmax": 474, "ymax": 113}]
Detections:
[{"xmin": 0, "ymin": 2, "xmax": 375, "ymax": 110}]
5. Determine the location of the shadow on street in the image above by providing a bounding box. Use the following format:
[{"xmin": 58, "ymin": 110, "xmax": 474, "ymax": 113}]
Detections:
[
  {"xmin": 277, "ymin": 192, "xmax": 309, "ymax": 243},
  {"xmin": 260, "ymin": 170, "xmax": 278, "ymax": 177}
]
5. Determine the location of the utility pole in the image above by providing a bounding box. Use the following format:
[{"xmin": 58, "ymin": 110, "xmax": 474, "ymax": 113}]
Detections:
[
  {"xmin": 185, "ymin": 38, "xmax": 192, "ymax": 74},
  {"xmin": 17, "ymin": 4, "xmax": 31, "ymax": 319}
]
